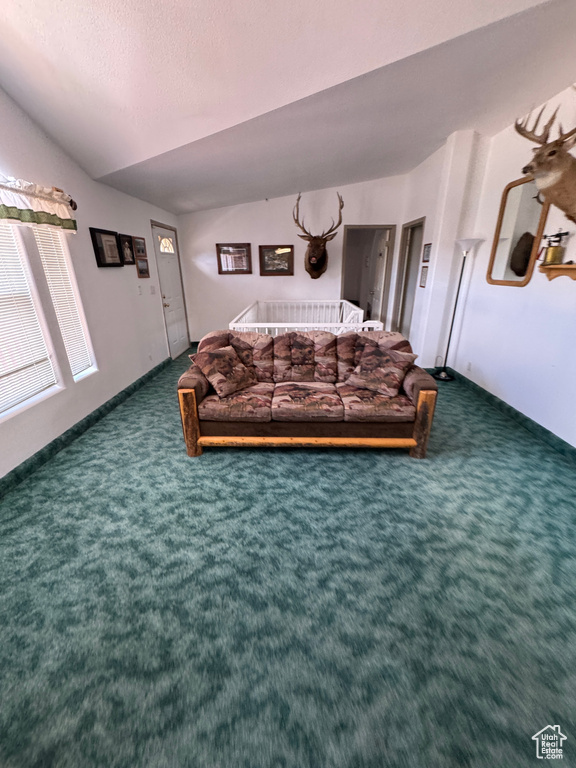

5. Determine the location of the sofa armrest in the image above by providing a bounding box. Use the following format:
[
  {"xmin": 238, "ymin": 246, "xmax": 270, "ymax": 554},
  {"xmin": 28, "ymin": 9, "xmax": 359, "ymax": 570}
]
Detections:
[
  {"xmin": 177, "ymin": 362, "xmax": 211, "ymax": 404},
  {"xmin": 402, "ymin": 366, "xmax": 438, "ymax": 406}
]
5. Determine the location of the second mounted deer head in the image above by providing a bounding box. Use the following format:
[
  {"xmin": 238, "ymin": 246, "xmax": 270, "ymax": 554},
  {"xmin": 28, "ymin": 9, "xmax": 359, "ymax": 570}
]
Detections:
[
  {"xmin": 293, "ymin": 192, "xmax": 344, "ymax": 279},
  {"xmin": 515, "ymin": 104, "xmax": 576, "ymax": 224}
]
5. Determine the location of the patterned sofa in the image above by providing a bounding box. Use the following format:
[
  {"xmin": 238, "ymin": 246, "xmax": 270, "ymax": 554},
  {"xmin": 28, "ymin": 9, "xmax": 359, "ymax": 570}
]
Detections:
[{"xmin": 177, "ymin": 329, "xmax": 438, "ymax": 458}]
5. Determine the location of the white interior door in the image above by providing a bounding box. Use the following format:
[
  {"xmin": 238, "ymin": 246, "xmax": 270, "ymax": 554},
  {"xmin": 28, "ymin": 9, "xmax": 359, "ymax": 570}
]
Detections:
[{"xmin": 152, "ymin": 224, "xmax": 189, "ymax": 359}]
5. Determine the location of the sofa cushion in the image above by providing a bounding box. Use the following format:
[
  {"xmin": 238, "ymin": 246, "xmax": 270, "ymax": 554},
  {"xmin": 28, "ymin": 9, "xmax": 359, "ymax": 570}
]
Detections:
[
  {"xmin": 337, "ymin": 331, "xmax": 414, "ymax": 382},
  {"xmin": 402, "ymin": 365, "xmax": 438, "ymax": 405},
  {"xmin": 346, "ymin": 344, "xmax": 417, "ymax": 397},
  {"xmin": 337, "ymin": 384, "xmax": 416, "ymax": 422},
  {"xmin": 273, "ymin": 331, "xmax": 337, "ymax": 383},
  {"xmin": 198, "ymin": 383, "xmax": 274, "ymax": 422},
  {"xmin": 230, "ymin": 331, "xmax": 275, "ymax": 382},
  {"xmin": 271, "ymin": 382, "xmax": 344, "ymax": 422},
  {"xmin": 195, "ymin": 345, "xmax": 257, "ymax": 397},
  {"xmin": 197, "ymin": 330, "xmax": 274, "ymax": 383},
  {"xmin": 177, "ymin": 359, "xmax": 211, "ymax": 401}
]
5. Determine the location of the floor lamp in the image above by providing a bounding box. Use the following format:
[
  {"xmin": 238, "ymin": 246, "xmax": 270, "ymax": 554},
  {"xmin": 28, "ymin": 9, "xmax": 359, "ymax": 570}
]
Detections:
[{"xmin": 432, "ymin": 238, "xmax": 483, "ymax": 382}]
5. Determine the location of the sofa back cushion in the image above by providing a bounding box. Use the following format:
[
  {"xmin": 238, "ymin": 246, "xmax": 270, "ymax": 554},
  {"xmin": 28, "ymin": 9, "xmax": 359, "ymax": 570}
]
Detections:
[
  {"xmin": 196, "ymin": 330, "xmax": 415, "ymax": 386},
  {"xmin": 337, "ymin": 331, "xmax": 414, "ymax": 382},
  {"xmin": 194, "ymin": 345, "xmax": 258, "ymax": 397},
  {"xmin": 273, "ymin": 331, "xmax": 338, "ymax": 383},
  {"xmin": 197, "ymin": 330, "xmax": 274, "ymax": 382},
  {"xmin": 346, "ymin": 345, "xmax": 417, "ymax": 396}
]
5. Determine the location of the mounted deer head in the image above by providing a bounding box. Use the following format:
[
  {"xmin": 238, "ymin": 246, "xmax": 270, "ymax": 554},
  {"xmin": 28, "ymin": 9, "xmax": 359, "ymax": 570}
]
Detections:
[
  {"xmin": 293, "ymin": 192, "xmax": 344, "ymax": 278},
  {"xmin": 515, "ymin": 105, "xmax": 576, "ymax": 224}
]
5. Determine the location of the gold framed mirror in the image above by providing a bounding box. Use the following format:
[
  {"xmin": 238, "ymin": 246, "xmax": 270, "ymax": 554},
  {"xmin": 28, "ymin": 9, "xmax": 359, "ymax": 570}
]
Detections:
[{"xmin": 486, "ymin": 177, "xmax": 550, "ymax": 286}]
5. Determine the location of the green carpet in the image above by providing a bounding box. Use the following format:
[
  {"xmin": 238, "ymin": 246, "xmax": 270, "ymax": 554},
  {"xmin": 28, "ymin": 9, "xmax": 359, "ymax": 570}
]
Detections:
[{"xmin": 1, "ymin": 352, "xmax": 575, "ymax": 768}]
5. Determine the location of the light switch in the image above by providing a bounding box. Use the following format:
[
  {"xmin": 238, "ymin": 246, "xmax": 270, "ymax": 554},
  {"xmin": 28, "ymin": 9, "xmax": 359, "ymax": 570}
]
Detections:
[{"xmin": 150, "ymin": 285, "xmax": 156, "ymax": 295}]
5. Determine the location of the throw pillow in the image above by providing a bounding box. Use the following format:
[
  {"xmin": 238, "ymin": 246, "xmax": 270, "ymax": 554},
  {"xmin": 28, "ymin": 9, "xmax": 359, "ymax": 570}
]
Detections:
[
  {"xmin": 346, "ymin": 344, "xmax": 417, "ymax": 397},
  {"xmin": 194, "ymin": 345, "xmax": 257, "ymax": 397}
]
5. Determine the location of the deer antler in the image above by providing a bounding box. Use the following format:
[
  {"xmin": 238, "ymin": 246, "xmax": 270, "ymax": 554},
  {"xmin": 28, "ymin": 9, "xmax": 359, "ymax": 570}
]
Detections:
[
  {"xmin": 515, "ymin": 105, "xmax": 560, "ymax": 145},
  {"xmin": 557, "ymin": 123, "xmax": 576, "ymax": 143},
  {"xmin": 320, "ymin": 193, "xmax": 344, "ymax": 238},
  {"xmin": 293, "ymin": 193, "xmax": 313, "ymax": 239}
]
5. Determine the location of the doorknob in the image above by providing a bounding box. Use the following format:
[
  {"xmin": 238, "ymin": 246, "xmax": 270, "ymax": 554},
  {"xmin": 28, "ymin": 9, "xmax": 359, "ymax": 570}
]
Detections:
[{"xmin": 163, "ymin": 302, "xmax": 170, "ymax": 308}]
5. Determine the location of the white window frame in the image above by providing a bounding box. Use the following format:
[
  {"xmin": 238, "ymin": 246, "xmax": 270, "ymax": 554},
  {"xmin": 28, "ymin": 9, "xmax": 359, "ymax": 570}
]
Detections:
[
  {"xmin": 32, "ymin": 227, "xmax": 97, "ymax": 382},
  {"xmin": 0, "ymin": 222, "xmax": 97, "ymax": 424},
  {"xmin": 0, "ymin": 223, "xmax": 64, "ymax": 424}
]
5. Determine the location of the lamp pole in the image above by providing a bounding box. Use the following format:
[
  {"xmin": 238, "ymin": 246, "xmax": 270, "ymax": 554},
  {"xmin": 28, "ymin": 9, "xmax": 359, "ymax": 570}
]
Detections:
[{"xmin": 432, "ymin": 238, "xmax": 483, "ymax": 382}]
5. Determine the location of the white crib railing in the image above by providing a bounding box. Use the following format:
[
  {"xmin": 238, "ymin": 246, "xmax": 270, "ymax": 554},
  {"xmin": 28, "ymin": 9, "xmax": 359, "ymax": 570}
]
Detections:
[{"xmin": 229, "ymin": 300, "xmax": 383, "ymax": 336}]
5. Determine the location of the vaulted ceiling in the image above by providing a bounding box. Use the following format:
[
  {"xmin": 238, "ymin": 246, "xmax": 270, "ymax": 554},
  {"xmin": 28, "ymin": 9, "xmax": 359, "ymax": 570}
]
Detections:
[{"xmin": 1, "ymin": 0, "xmax": 575, "ymax": 212}]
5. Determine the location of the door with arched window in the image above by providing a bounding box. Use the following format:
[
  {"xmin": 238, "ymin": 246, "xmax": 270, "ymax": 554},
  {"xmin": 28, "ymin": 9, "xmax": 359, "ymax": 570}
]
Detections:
[{"xmin": 151, "ymin": 223, "xmax": 189, "ymax": 359}]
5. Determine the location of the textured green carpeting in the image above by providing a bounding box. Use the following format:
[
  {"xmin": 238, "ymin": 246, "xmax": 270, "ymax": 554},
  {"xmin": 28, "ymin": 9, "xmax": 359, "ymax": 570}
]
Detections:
[{"xmin": 1, "ymin": 352, "xmax": 575, "ymax": 768}]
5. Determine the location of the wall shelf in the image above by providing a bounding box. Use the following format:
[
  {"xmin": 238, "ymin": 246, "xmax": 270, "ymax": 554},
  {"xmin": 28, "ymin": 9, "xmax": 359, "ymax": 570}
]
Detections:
[{"xmin": 539, "ymin": 264, "xmax": 576, "ymax": 281}]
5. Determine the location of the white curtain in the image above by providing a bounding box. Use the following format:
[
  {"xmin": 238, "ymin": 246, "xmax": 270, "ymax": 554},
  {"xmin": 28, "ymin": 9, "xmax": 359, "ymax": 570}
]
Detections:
[{"xmin": 0, "ymin": 174, "xmax": 77, "ymax": 231}]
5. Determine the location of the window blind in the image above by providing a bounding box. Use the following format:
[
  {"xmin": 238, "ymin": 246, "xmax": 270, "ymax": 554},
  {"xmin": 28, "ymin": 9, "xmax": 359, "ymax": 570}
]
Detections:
[
  {"xmin": 33, "ymin": 227, "xmax": 93, "ymax": 378},
  {"xmin": 0, "ymin": 222, "xmax": 56, "ymax": 414}
]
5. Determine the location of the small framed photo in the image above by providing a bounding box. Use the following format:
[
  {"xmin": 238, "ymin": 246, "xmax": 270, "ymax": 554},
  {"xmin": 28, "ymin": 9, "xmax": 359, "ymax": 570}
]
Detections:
[
  {"xmin": 259, "ymin": 245, "xmax": 294, "ymax": 276},
  {"xmin": 419, "ymin": 265, "xmax": 428, "ymax": 288},
  {"xmin": 133, "ymin": 236, "xmax": 148, "ymax": 259},
  {"xmin": 119, "ymin": 234, "xmax": 135, "ymax": 265},
  {"xmin": 216, "ymin": 243, "xmax": 252, "ymax": 274},
  {"xmin": 422, "ymin": 243, "xmax": 432, "ymax": 263},
  {"xmin": 89, "ymin": 228, "xmax": 123, "ymax": 267},
  {"xmin": 136, "ymin": 258, "xmax": 150, "ymax": 278}
]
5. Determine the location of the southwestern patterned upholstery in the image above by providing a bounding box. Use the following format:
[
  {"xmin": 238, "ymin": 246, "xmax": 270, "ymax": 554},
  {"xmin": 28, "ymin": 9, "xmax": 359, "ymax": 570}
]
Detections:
[
  {"xmin": 271, "ymin": 382, "xmax": 344, "ymax": 422},
  {"xmin": 273, "ymin": 331, "xmax": 338, "ymax": 383},
  {"xmin": 346, "ymin": 345, "xmax": 417, "ymax": 397},
  {"xmin": 403, "ymin": 365, "xmax": 438, "ymax": 404},
  {"xmin": 336, "ymin": 384, "xmax": 416, "ymax": 422},
  {"xmin": 198, "ymin": 382, "xmax": 274, "ymax": 422},
  {"xmin": 197, "ymin": 330, "xmax": 274, "ymax": 383},
  {"xmin": 337, "ymin": 331, "xmax": 413, "ymax": 382},
  {"xmin": 176, "ymin": 360, "xmax": 211, "ymax": 403},
  {"xmin": 194, "ymin": 345, "xmax": 257, "ymax": 397},
  {"xmin": 178, "ymin": 331, "xmax": 438, "ymax": 453}
]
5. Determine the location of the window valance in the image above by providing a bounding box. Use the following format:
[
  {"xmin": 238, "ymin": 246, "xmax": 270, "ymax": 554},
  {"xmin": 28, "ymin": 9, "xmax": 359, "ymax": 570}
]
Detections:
[{"xmin": 0, "ymin": 175, "xmax": 77, "ymax": 231}]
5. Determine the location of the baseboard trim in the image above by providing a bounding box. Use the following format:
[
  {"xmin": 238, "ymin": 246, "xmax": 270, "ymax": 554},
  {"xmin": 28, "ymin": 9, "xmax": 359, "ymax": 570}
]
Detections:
[
  {"xmin": 439, "ymin": 367, "xmax": 576, "ymax": 463},
  {"xmin": 0, "ymin": 358, "xmax": 171, "ymax": 499}
]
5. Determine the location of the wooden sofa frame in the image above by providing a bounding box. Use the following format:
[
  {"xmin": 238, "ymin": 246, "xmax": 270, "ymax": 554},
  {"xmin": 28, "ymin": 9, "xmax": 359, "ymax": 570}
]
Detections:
[{"xmin": 178, "ymin": 387, "xmax": 437, "ymax": 459}]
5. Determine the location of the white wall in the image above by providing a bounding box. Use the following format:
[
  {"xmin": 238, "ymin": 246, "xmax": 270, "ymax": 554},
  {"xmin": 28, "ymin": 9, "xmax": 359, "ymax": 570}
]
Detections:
[
  {"xmin": 402, "ymin": 131, "xmax": 484, "ymax": 367},
  {"xmin": 176, "ymin": 134, "xmax": 476, "ymax": 368},
  {"xmin": 454, "ymin": 85, "xmax": 576, "ymax": 448},
  {"xmin": 391, "ymin": 143, "xmax": 447, "ymax": 353},
  {"xmin": 0, "ymin": 87, "xmax": 177, "ymax": 477},
  {"xmin": 177, "ymin": 175, "xmax": 407, "ymax": 341},
  {"xmin": 3, "ymin": 66, "xmax": 574, "ymax": 477}
]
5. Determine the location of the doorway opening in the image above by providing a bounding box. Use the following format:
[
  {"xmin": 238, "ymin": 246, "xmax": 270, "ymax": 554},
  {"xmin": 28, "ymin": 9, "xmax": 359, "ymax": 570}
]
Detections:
[
  {"xmin": 151, "ymin": 221, "xmax": 190, "ymax": 359},
  {"xmin": 393, "ymin": 218, "xmax": 425, "ymax": 338},
  {"xmin": 341, "ymin": 225, "xmax": 396, "ymax": 324}
]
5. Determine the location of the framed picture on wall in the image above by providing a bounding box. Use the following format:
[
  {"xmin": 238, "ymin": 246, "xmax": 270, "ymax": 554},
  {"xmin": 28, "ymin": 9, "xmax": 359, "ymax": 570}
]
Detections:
[
  {"xmin": 259, "ymin": 245, "xmax": 294, "ymax": 276},
  {"xmin": 422, "ymin": 243, "xmax": 432, "ymax": 263},
  {"xmin": 136, "ymin": 258, "xmax": 150, "ymax": 278},
  {"xmin": 133, "ymin": 236, "xmax": 148, "ymax": 259},
  {"xmin": 119, "ymin": 234, "xmax": 135, "ymax": 265},
  {"xmin": 89, "ymin": 228, "xmax": 123, "ymax": 267},
  {"xmin": 419, "ymin": 266, "xmax": 428, "ymax": 288},
  {"xmin": 216, "ymin": 243, "xmax": 252, "ymax": 274}
]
